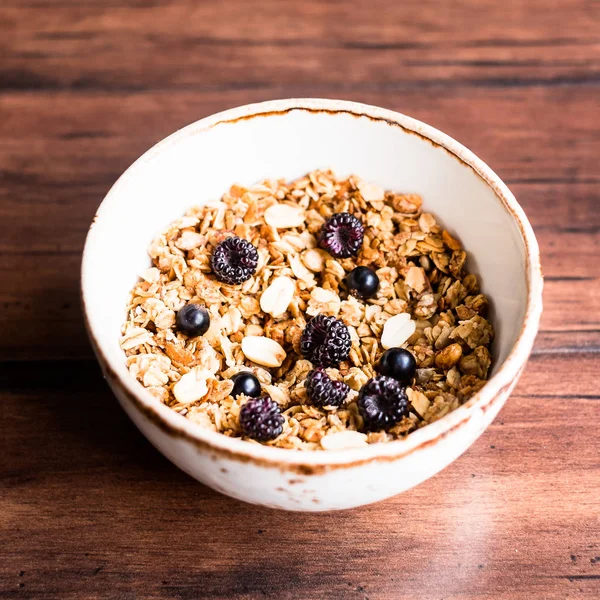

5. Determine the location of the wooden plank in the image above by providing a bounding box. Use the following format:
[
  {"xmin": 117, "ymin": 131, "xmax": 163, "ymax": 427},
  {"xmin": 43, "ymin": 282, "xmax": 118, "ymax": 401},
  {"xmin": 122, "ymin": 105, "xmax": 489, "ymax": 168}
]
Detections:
[
  {"xmin": 1, "ymin": 87, "xmax": 599, "ymax": 184},
  {"xmin": 1, "ymin": 359, "xmax": 598, "ymax": 599},
  {"xmin": 513, "ymin": 182, "xmax": 600, "ymax": 233},
  {"xmin": 535, "ymin": 330, "xmax": 600, "ymax": 354},
  {"xmin": 4, "ymin": 0, "xmax": 598, "ymax": 43},
  {"xmin": 2, "ymin": 0, "xmax": 599, "ymax": 90},
  {"xmin": 0, "ymin": 253, "xmax": 85, "ymax": 360},
  {"xmin": 516, "ymin": 353, "xmax": 600, "ymax": 398},
  {"xmin": 540, "ymin": 279, "xmax": 600, "ymax": 335}
]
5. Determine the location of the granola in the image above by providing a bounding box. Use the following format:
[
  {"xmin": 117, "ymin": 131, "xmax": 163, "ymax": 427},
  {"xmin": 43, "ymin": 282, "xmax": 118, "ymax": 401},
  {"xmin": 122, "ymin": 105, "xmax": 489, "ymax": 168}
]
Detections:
[{"xmin": 121, "ymin": 170, "xmax": 494, "ymax": 450}]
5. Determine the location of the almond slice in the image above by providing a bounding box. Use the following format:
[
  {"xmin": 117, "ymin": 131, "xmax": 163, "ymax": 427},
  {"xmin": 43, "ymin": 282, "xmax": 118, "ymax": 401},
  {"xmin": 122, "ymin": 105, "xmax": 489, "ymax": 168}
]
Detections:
[
  {"xmin": 172, "ymin": 368, "xmax": 212, "ymax": 405},
  {"xmin": 301, "ymin": 248, "xmax": 326, "ymax": 272},
  {"xmin": 405, "ymin": 266, "xmax": 429, "ymax": 293},
  {"xmin": 176, "ymin": 230, "xmax": 204, "ymax": 250},
  {"xmin": 381, "ymin": 313, "xmax": 416, "ymax": 349},
  {"xmin": 264, "ymin": 203, "xmax": 305, "ymax": 229},
  {"xmin": 263, "ymin": 384, "xmax": 289, "ymax": 406},
  {"xmin": 289, "ymin": 253, "xmax": 316, "ymax": 285},
  {"xmin": 241, "ymin": 336, "xmax": 287, "ymax": 367},
  {"xmin": 221, "ymin": 306, "xmax": 242, "ymax": 334},
  {"xmin": 407, "ymin": 387, "xmax": 431, "ymax": 417},
  {"xmin": 120, "ymin": 327, "xmax": 154, "ymax": 350},
  {"xmin": 320, "ymin": 430, "xmax": 368, "ymax": 450},
  {"xmin": 310, "ymin": 287, "xmax": 338, "ymax": 303},
  {"xmin": 139, "ymin": 267, "xmax": 160, "ymax": 283},
  {"xmin": 357, "ymin": 180, "xmax": 385, "ymax": 203},
  {"xmin": 260, "ymin": 276, "xmax": 295, "ymax": 317}
]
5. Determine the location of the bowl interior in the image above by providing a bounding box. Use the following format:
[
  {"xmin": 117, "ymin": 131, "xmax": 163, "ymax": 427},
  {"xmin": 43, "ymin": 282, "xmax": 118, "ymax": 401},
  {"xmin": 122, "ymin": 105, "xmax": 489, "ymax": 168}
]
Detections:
[{"xmin": 84, "ymin": 102, "xmax": 528, "ymax": 411}]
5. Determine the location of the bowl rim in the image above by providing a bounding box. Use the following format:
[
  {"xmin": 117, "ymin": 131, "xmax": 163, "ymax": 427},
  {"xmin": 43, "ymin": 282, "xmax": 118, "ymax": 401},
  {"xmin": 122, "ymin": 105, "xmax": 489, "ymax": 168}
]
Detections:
[{"xmin": 81, "ymin": 97, "xmax": 543, "ymax": 470}]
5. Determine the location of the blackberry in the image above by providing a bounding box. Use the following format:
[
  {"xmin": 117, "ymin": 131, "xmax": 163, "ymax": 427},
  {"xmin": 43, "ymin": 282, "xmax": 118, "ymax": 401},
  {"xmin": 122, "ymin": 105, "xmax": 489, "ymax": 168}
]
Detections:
[
  {"xmin": 318, "ymin": 212, "xmax": 365, "ymax": 258},
  {"xmin": 211, "ymin": 236, "xmax": 259, "ymax": 285},
  {"xmin": 305, "ymin": 368, "xmax": 349, "ymax": 408},
  {"xmin": 300, "ymin": 314, "xmax": 351, "ymax": 367},
  {"xmin": 239, "ymin": 396, "xmax": 284, "ymax": 442},
  {"xmin": 358, "ymin": 375, "xmax": 409, "ymax": 431}
]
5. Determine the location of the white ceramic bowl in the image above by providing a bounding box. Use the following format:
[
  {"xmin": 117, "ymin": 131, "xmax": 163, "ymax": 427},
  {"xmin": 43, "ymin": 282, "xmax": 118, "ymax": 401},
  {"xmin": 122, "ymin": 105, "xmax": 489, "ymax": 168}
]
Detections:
[{"xmin": 82, "ymin": 98, "xmax": 543, "ymax": 511}]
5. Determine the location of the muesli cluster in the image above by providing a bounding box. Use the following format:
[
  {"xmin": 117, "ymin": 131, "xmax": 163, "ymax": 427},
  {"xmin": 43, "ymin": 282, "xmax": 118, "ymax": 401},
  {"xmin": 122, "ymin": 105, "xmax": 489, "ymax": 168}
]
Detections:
[{"xmin": 121, "ymin": 170, "xmax": 494, "ymax": 451}]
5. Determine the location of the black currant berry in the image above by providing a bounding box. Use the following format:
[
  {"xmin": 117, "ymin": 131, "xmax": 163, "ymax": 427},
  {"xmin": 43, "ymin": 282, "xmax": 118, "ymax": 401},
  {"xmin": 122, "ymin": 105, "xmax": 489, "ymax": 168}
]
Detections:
[
  {"xmin": 378, "ymin": 348, "xmax": 417, "ymax": 383},
  {"xmin": 231, "ymin": 372, "xmax": 262, "ymax": 399},
  {"xmin": 176, "ymin": 303, "xmax": 210, "ymax": 336},
  {"xmin": 346, "ymin": 266, "xmax": 380, "ymax": 299}
]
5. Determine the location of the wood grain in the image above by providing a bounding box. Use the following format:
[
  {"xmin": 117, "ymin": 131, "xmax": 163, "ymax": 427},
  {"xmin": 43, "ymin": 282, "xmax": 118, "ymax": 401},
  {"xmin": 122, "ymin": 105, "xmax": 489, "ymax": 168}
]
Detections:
[
  {"xmin": 2, "ymin": 0, "xmax": 600, "ymax": 90},
  {"xmin": 1, "ymin": 360, "xmax": 599, "ymax": 600},
  {"xmin": 1, "ymin": 0, "xmax": 599, "ymax": 598}
]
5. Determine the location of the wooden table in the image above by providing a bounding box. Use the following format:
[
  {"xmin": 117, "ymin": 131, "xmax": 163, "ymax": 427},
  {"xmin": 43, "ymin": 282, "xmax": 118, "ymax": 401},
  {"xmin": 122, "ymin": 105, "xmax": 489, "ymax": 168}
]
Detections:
[{"xmin": 2, "ymin": 1, "xmax": 599, "ymax": 598}]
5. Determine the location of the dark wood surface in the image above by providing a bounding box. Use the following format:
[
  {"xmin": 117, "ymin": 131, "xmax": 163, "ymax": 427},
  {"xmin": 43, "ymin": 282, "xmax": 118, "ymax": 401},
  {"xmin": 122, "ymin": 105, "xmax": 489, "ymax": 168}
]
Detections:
[{"xmin": 1, "ymin": 1, "xmax": 599, "ymax": 598}]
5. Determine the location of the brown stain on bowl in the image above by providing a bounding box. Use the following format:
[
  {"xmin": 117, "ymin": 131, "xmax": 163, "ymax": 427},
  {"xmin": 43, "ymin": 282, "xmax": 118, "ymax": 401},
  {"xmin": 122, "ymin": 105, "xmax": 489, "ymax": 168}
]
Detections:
[
  {"xmin": 220, "ymin": 106, "xmax": 451, "ymax": 152},
  {"xmin": 87, "ymin": 213, "xmax": 99, "ymax": 234}
]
